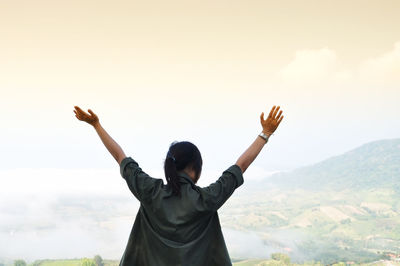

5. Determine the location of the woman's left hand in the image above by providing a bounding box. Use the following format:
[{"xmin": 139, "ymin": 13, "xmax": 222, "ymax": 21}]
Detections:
[{"xmin": 74, "ymin": 106, "xmax": 99, "ymax": 126}]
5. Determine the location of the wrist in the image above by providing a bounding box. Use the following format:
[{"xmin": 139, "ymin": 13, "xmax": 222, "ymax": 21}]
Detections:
[
  {"xmin": 258, "ymin": 131, "xmax": 270, "ymax": 142},
  {"xmin": 262, "ymin": 130, "xmax": 273, "ymax": 137},
  {"xmin": 92, "ymin": 121, "xmax": 101, "ymax": 129}
]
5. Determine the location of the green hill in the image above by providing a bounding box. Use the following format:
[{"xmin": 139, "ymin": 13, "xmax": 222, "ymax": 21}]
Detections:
[
  {"xmin": 266, "ymin": 138, "xmax": 400, "ymax": 190},
  {"xmin": 219, "ymin": 138, "xmax": 400, "ymax": 264}
]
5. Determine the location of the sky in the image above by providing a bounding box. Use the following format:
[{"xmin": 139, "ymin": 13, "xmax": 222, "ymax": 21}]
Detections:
[{"xmin": 0, "ymin": 0, "xmax": 399, "ymax": 262}]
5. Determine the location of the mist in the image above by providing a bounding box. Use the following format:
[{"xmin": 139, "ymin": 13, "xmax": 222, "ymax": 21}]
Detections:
[{"xmin": 0, "ymin": 166, "xmax": 282, "ymax": 263}]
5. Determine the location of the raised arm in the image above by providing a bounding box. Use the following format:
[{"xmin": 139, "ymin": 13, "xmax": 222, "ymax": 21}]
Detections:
[
  {"xmin": 73, "ymin": 106, "xmax": 126, "ymax": 165},
  {"xmin": 235, "ymin": 105, "xmax": 284, "ymax": 173}
]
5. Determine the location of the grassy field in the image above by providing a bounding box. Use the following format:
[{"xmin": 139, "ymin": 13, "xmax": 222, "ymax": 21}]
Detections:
[{"xmin": 219, "ymin": 187, "xmax": 400, "ymax": 263}]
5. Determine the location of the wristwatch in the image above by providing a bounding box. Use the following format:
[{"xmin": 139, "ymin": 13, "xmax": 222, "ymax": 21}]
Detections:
[{"xmin": 258, "ymin": 132, "xmax": 270, "ymax": 142}]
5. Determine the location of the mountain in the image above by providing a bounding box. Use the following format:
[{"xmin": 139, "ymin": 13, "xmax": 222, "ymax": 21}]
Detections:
[
  {"xmin": 264, "ymin": 138, "xmax": 400, "ymax": 190},
  {"xmin": 219, "ymin": 138, "xmax": 400, "ymax": 263}
]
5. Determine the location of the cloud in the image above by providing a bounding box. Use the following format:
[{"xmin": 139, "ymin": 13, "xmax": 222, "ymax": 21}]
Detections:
[
  {"xmin": 278, "ymin": 48, "xmax": 351, "ymax": 85},
  {"xmin": 358, "ymin": 41, "xmax": 400, "ymax": 83},
  {"xmin": 278, "ymin": 41, "xmax": 400, "ymax": 86}
]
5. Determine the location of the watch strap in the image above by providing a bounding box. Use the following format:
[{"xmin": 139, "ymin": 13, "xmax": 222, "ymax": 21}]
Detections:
[{"xmin": 258, "ymin": 132, "xmax": 270, "ymax": 142}]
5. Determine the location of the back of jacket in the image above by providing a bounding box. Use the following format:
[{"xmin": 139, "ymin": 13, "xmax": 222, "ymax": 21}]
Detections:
[{"xmin": 119, "ymin": 156, "xmax": 244, "ymax": 266}]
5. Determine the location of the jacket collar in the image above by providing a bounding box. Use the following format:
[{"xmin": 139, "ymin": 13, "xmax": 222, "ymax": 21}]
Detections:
[{"xmin": 177, "ymin": 170, "xmax": 195, "ymax": 185}]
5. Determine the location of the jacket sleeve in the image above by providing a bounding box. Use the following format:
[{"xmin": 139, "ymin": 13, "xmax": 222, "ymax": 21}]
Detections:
[
  {"xmin": 198, "ymin": 164, "xmax": 244, "ymax": 212},
  {"xmin": 120, "ymin": 156, "xmax": 164, "ymax": 202}
]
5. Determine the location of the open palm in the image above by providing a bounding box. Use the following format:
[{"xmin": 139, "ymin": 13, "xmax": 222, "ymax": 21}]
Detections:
[
  {"xmin": 260, "ymin": 105, "xmax": 283, "ymax": 136},
  {"xmin": 73, "ymin": 106, "xmax": 99, "ymax": 126}
]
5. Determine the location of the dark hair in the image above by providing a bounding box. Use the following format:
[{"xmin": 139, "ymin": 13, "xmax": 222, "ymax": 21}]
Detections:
[{"xmin": 164, "ymin": 141, "xmax": 203, "ymax": 197}]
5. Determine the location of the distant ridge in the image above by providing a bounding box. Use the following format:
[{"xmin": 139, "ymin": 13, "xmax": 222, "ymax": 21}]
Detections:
[{"xmin": 266, "ymin": 138, "xmax": 400, "ymax": 190}]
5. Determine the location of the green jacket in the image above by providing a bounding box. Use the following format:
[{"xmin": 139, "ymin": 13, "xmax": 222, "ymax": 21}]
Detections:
[{"xmin": 119, "ymin": 156, "xmax": 244, "ymax": 266}]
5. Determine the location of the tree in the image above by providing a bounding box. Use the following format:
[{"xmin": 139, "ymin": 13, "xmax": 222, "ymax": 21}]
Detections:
[
  {"xmin": 14, "ymin": 260, "xmax": 26, "ymax": 266},
  {"xmin": 94, "ymin": 255, "xmax": 104, "ymax": 266},
  {"xmin": 81, "ymin": 258, "xmax": 96, "ymax": 266},
  {"xmin": 271, "ymin": 253, "xmax": 291, "ymax": 265}
]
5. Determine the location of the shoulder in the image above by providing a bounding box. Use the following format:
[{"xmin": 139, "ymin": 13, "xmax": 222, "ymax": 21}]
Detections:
[
  {"xmin": 120, "ymin": 156, "xmax": 138, "ymax": 177},
  {"xmin": 220, "ymin": 164, "xmax": 244, "ymax": 188}
]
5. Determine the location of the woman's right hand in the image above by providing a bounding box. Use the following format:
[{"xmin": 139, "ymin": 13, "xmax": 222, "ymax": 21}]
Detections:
[
  {"xmin": 260, "ymin": 105, "xmax": 284, "ymax": 136},
  {"xmin": 74, "ymin": 106, "xmax": 100, "ymax": 127}
]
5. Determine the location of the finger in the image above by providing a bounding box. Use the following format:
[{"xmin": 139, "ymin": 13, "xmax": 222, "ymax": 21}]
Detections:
[
  {"xmin": 75, "ymin": 111, "xmax": 85, "ymax": 120},
  {"xmin": 74, "ymin": 107, "xmax": 83, "ymax": 114},
  {"xmin": 275, "ymin": 110, "xmax": 283, "ymax": 120},
  {"xmin": 268, "ymin": 106, "xmax": 275, "ymax": 118},
  {"xmin": 260, "ymin": 112, "xmax": 264, "ymax": 122},
  {"xmin": 74, "ymin": 106, "xmax": 87, "ymax": 114},
  {"xmin": 277, "ymin": 115, "xmax": 284, "ymax": 125},
  {"xmin": 88, "ymin": 109, "xmax": 94, "ymax": 115},
  {"xmin": 272, "ymin": 106, "xmax": 280, "ymax": 118}
]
